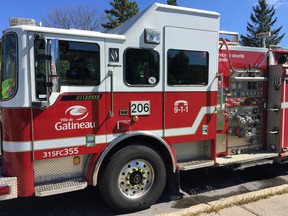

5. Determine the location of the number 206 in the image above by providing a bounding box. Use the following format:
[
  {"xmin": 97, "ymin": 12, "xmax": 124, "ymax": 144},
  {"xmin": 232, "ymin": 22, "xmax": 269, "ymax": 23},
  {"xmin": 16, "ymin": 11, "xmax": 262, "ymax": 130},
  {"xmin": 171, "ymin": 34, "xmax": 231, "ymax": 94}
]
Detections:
[{"xmin": 131, "ymin": 101, "xmax": 150, "ymax": 116}]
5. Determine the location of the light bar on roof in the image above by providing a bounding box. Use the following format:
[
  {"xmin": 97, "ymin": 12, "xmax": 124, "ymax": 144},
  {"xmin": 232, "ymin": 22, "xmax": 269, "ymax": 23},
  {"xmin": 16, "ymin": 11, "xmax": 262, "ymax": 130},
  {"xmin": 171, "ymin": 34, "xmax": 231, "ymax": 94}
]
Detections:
[{"xmin": 9, "ymin": 17, "xmax": 36, "ymax": 27}]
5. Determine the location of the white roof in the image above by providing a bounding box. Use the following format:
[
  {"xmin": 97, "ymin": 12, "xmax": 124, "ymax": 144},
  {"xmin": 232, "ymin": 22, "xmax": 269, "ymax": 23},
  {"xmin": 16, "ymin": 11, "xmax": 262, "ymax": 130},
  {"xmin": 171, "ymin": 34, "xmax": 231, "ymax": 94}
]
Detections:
[
  {"xmin": 5, "ymin": 25, "xmax": 126, "ymax": 41},
  {"xmin": 112, "ymin": 3, "xmax": 220, "ymax": 35},
  {"xmin": 4, "ymin": 3, "xmax": 220, "ymax": 41}
]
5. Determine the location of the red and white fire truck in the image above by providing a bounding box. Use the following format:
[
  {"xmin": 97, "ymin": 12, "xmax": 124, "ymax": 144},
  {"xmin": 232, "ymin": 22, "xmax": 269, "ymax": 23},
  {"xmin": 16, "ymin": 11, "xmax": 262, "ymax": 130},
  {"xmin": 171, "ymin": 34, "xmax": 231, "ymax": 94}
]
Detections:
[{"xmin": 1, "ymin": 3, "xmax": 288, "ymax": 213}]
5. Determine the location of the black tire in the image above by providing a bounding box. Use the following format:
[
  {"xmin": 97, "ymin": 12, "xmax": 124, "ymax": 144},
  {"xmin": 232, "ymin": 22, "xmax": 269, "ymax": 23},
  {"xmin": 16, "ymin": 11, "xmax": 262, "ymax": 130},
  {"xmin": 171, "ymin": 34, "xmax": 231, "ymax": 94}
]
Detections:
[{"xmin": 98, "ymin": 143, "xmax": 167, "ymax": 213}]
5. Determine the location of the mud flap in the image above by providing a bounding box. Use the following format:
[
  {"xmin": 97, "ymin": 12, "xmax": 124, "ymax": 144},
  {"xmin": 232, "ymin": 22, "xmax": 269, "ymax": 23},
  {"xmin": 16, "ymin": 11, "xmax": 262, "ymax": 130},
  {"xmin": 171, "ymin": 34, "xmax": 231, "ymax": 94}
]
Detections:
[{"xmin": 166, "ymin": 169, "xmax": 182, "ymax": 199}]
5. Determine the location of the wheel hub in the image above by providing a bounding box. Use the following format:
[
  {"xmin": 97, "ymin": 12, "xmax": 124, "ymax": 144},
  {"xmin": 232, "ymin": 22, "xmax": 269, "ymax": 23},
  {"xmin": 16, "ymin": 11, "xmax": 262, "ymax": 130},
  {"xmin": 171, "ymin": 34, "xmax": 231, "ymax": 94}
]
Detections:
[
  {"xmin": 129, "ymin": 171, "xmax": 143, "ymax": 185},
  {"xmin": 118, "ymin": 159, "xmax": 154, "ymax": 199}
]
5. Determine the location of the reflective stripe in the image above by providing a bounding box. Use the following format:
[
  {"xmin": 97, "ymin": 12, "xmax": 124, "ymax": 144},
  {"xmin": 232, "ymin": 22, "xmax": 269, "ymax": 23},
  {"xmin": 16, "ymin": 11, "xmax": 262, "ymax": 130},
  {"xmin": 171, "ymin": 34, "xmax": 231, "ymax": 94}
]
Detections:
[
  {"xmin": 3, "ymin": 106, "xmax": 216, "ymax": 152},
  {"xmin": 281, "ymin": 102, "xmax": 288, "ymax": 109},
  {"xmin": 3, "ymin": 136, "xmax": 102, "ymax": 152},
  {"xmin": 165, "ymin": 106, "xmax": 216, "ymax": 137}
]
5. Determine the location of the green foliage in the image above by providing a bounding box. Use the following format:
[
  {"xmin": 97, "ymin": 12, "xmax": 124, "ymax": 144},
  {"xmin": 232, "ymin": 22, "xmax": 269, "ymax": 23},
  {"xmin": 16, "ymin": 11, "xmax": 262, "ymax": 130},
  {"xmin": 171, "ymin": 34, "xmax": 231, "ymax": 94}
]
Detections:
[
  {"xmin": 167, "ymin": 0, "xmax": 178, "ymax": 6},
  {"xmin": 102, "ymin": 0, "xmax": 139, "ymax": 31},
  {"xmin": 240, "ymin": 0, "xmax": 285, "ymax": 47}
]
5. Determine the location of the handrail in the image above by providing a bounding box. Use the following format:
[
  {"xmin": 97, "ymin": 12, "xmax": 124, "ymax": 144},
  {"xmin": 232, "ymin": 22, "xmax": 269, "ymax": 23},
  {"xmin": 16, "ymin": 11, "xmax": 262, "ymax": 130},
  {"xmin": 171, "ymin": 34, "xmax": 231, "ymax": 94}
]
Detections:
[{"xmin": 108, "ymin": 70, "xmax": 114, "ymax": 117}]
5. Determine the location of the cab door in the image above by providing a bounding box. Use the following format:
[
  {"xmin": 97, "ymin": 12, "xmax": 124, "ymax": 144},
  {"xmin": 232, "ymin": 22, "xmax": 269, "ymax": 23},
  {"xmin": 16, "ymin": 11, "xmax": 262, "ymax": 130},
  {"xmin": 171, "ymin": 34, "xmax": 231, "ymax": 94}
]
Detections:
[
  {"xmin": 164, "ymin": 27, "xmax": 218, "ymax": 159},
  {"xmin": 29, "ymin": 33, "xmax": 107, "ymax": 160}
]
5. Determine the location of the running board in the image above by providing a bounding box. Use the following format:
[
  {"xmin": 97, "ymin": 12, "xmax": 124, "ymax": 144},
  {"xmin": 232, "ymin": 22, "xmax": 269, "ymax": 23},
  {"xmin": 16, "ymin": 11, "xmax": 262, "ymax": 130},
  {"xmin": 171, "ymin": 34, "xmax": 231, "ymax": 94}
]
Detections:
[
  {"xmin": 178, "ymin": 158, "xmax": 214, "ymax": 171},
  {"xmin": 35, "ymin": 178, "xmax": 87, "ymax": 197},
  {"xmin": 233, "ymin": 158, "xmax": 274, "ymax": 170},
  {"xmin": 0, "ymin": 176, "xmax": 17, "ymax": 200},
  {"xmin": 216, "ymin": 152, "xmax": 278, "ymax": 167}
]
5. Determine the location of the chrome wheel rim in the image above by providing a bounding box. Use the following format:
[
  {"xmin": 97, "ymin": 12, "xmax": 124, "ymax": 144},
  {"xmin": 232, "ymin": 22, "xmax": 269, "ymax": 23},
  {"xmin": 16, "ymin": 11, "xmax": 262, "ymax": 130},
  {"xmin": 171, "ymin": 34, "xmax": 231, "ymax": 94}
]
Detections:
[{"xmin": 118, "ymin": 159, "xmax": 154, "ymax": 199}]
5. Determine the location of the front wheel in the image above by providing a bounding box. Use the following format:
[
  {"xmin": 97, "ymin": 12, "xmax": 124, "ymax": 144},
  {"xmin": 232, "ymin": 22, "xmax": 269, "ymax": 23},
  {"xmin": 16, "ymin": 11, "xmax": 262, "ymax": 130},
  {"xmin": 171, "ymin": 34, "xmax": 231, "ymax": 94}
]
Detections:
[{"xmin": 99, "ymin": 144, "xmax": 167, "ymax": 213}]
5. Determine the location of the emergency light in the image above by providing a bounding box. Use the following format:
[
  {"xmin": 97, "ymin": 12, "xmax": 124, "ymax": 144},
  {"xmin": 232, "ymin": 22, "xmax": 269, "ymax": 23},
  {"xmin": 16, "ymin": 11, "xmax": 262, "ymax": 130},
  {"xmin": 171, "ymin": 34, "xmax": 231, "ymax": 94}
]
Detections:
[
  {"xmin": 144, "ymin": 28, "xmax": 160, "ymax": 44},
  {"xmin": 9, "ymin": 17, "xmax": 36, "ymax": 27}
]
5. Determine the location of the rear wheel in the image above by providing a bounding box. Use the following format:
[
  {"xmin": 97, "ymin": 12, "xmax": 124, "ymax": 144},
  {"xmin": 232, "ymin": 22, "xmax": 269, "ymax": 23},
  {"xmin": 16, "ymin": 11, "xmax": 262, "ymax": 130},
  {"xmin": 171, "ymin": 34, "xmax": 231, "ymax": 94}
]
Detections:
[{"xmin": 99, "ymin": 144, "xmax": 167, "ymax": 213}]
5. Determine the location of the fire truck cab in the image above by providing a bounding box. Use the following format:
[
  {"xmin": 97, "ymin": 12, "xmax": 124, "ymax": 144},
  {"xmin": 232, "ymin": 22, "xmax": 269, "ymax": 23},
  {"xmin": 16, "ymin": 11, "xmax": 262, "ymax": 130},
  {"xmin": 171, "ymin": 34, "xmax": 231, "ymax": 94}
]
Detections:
[{"xmin": 0, "ymin": 3, "xmax": 288, "ymax": 213}]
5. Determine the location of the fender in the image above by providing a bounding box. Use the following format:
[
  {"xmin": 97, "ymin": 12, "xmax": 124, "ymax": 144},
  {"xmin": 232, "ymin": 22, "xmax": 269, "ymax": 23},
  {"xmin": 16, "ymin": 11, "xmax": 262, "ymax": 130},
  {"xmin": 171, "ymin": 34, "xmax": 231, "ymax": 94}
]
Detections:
[{"xmin": 89, "ymin": 130, "xmax": 177, "ymax": 186}]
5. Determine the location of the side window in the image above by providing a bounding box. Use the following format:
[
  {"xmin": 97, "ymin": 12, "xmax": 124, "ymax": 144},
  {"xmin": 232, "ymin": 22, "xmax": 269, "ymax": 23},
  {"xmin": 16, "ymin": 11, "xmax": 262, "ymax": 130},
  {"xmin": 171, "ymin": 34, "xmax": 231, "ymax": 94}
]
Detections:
[
  {"xmin": 59, "ymin": 41, "xmax": 100, "ymax": 86},
  {"xmin": 125, "ymin": 48, "xmax": 159, "ymax": 86},
  {"xmin": 0, "ymin": 33, "xmax": 17, "ymax": 100},
  {"xmin": 34, "ymin": 38, "xmax": 46, "ymax": 99},
  {"xmin": 167, "ymin": 49, "xmax": 209, "ymax": 86}
]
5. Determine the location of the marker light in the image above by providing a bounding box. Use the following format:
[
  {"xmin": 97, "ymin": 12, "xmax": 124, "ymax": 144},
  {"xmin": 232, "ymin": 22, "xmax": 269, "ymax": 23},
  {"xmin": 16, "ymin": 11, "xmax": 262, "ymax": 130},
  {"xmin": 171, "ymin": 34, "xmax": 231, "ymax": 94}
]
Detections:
[
  {"xmin": 73, "ymin": 156, "xmax": 81, "ymax": 165},
  {"xmin": 133, "ymin": 116, "xmax": 139, "ymax": 122},
  {"xmin": 86, "ymin": 134, "xmax": 96, "ymax": 147},
  {"xmin": 144, "ymin": 29, "xmax": 160, "ymax": 44}
]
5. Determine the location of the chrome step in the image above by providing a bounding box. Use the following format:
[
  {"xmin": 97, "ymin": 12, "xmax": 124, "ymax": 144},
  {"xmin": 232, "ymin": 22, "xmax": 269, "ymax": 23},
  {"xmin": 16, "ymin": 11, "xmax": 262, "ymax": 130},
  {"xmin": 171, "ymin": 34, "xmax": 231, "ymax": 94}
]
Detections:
[
  {"xmin": 178, "ymin": 158, "xmax": 214, "ymax": 171},
  {"xmin": 35, "ymin": 178, "xmax": 87, "ymax": 197},
  {"xmin": 0, "ymin": 176, "xmax": 17, "ymax": 200},
  {"xmin": 233, "ymin": 158, "xmax": 274, "ymax": 170},
  {"xmin": 216, "ymin": 151, "xmax": 278, "ymax": 167}
]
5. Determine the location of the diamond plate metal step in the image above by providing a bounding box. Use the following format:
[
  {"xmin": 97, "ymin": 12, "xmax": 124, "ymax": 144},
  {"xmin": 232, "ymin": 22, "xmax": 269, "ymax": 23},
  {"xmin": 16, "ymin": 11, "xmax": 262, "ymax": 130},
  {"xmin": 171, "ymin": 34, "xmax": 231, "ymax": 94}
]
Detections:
[
  {"xmin": 0, "ymin": 157, "xmax": 18, "ymax": 200},
  {"xmin": 233, "ymin": 159, "xmax": 274, "ymax": 170},
  {"xmin": 35, "ymin": 178, "xmax": 87, "ymax": 197},
  {"xmin": 178, "ymin": 158, "xmax": 214, "ymax": 171},
  {"xmin": 0, "ymin": 176, "xmax": 17, "ymax": 200},
  {"xmin": 216, "ymin": 151, "xmax": 279, "ymax": 167}
]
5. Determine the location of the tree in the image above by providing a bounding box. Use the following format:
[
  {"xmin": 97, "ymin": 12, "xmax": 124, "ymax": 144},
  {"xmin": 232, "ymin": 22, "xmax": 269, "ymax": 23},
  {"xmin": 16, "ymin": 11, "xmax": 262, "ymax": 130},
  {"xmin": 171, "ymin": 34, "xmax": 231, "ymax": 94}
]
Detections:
[
  {"xmin": 102, "ymin": 0, "xmax": 139, "ymax": 31},
  {"xmin": 240, "ymin": 0, "xmax": 284, "ymax": 47},
  {"xmin": 167, "ymin": 0, "xmax": 178, "ymax": 6},
  {"xmin": 42, "ymin": 4, "xmax": 106, "ymax": 31}
]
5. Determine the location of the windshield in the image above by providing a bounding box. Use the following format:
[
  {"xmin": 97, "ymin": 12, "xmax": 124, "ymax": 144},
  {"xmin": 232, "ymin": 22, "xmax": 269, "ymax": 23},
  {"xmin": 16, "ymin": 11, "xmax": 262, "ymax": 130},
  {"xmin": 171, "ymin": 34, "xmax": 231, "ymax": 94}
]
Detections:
[{"xmin": 0, "ymin": 33, "xmax": 17, "ymax": 100}]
